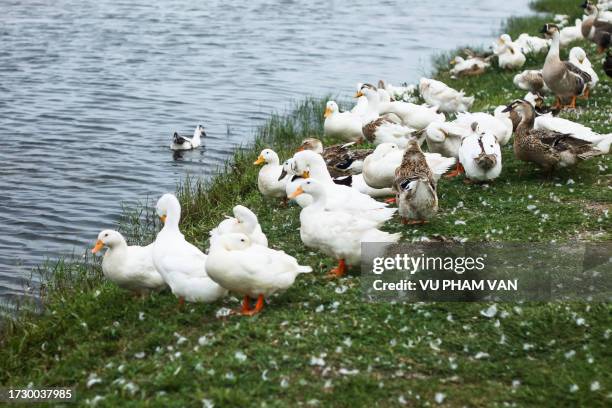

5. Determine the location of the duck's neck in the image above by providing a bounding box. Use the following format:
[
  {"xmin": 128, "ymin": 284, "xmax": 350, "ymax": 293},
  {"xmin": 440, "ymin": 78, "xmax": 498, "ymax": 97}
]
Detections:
[
  {"xmin": 264, "ymin": 156, "xmax": 280, "ymax": 167},
  {"xmin": 515, "ymin": 108, "xmax": 536, "ymax": 138},
  {"xmin": 164, "ymin": 202, "xmax": 182, "ymax": 232},
  {"xmin": 106, "ymin": 240, "xmax": 128, "ymax": 257},
  {"xmin": 307, "ymin": 191, "xmax": 327, "ymax": 211},
  {"xmin": 309, "ymin": 164, "xmax": 333, "ymax": 183},
  {"xmin": 545, "ymin": 32, "xmax": 561, "ymax": 65},
  {"xmin": 191, "ymin": 129, "xmax": 201, "ymax": 145},
  {"xmin": 365, "ymin": 92, "xmax": 380, "ymax": 115}
]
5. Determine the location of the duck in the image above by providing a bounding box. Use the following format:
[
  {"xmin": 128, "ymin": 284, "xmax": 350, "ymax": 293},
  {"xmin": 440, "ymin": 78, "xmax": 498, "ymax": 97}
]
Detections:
[
  {"xmin": 569, "ymin": 47, "xmax": 599, "ymax": 98},
  {"xmin": 206, "ymin": 233, "xmax": 311, "ymax": 316},
  {"xmin": 170, "ymin": 125, "xmax": 205, "ymax": 151},
  {"xmin": 502, "ymin": 100, "xmax": 604, "ymax": 173},
  {"xmin": 605, "ymin": 50, "xmax": 612, "ymax": 77},
  {"xmin": 91, "ymin": 230, "xmax": 166, "ymax": 294},
  {"xmin": 362, "ymin": 143, "xmax": 456, "ymax": 189},
  {"xmin": 534, "ymin": 114, "xmax": 612, "ymax": 154},
  {"xmin": 449, "ymin": 55, "xmax": 490, "ymax": 77},
  {"xmin": 581, "ymin": 1, "xmax": 612, "ymax": 53},
  {"xmin": 458, "ymin": 123, "xmax": 503, "ymax": 183},
  {"xmin": 560, "ymin": 18, "xmax": 584, "ymax": 46},
  {"xmin": 382, "ymin": 82, "xmax": 418, "ymax": 102},
  {"xmin": 152, "ymin": 194, "xmax": 228, "ymax": 304},
  {"xmin": 541, "ymin": 24, "xmax": 591, "ymax": 109},
  {"xmin": 254, "ymin": 149, "xmax": 288, "ymax": 201},
  {"xmin": 297, "ymin": 138, "xmax": 371, "ymax": 177},
  {"xmin": 292, "ymin": 150, "xmax": 396, "ymax": 224},
  {"xmin": 323, "ymin": 101, "xmax": 364, "ymax": 142},
  {"xmin": 289, "ymin": 179, "xmax": 401, "ymax": 278},
  {"xmin": 362, "ymin": 117, "xmax": 418, "ymax": 148},
  {"xmin": 280, "ymin": 158, "xmax": 312, "ymax": 208},
  {"xmin": 210, "ymin": 205, "xmax": 268, "ymax": 247},
  {"xmin": 514, "ymin": 33, "xmax": 550, "ymax": 54},
  {"xmin": 419, "ymin": 78, "xmax": 474, "ymax": 113},
  {"xmin": 513, "ymin": 69, "xmax": 548, "ymax": 94},
  {"xmin": 494, "ymin": 34, "xmax": 526, "ymax": 69},
  {"xmin": 393, "ymin": 141, "xmax": 439, "ymax": 225},
  {"xmin": 554, "ymin": 14, "xmax": 570, "ymax": 27},
  {"xmin": 455, "ymin": 109, "xmax": 514, "ymax": 146},
  {"xmin": 425, "ymin": 121, "xmax": 471, "ymax": 160}
]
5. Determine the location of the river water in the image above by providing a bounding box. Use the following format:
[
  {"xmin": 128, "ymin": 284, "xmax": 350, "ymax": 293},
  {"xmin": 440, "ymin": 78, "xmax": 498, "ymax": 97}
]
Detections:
[{"xmin": 0, "ymin": 0, "xmax": 531, "ymax": 301}]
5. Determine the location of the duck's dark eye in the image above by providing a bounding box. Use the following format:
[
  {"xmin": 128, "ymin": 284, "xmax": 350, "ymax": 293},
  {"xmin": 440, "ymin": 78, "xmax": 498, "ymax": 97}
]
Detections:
[
  {"xmin": 104, "ymin": 233, "xmax": 109, "ymax": 237},
  {"xmin": 240, "ymin": 239, "xmax": 245, "ymax": 242}
]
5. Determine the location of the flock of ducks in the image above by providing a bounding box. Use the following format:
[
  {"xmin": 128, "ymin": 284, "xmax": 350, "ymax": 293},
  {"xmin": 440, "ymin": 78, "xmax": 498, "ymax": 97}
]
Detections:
[{"xmin": 91, "ymin": 1, "xmax": 611, "ymax": 316}]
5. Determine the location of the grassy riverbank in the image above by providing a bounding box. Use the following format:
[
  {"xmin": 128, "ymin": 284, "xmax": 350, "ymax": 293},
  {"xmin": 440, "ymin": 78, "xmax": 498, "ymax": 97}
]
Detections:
[{"xmin": 1, "ymin": 0, "xmax": 611, "ymax": 406}]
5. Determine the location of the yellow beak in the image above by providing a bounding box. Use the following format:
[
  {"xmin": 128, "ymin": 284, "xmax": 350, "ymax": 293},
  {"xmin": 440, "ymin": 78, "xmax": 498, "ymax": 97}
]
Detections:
[
  {"xmin": 354, "ymin": 91, "xmax": 364, "ymax": 98},
  {"xmin": 324, "ymin": 107, "xmax": 333, "ymax": 118},
  {"xmin": 450, "ymin": 59, "xmax": 456, "ymax": 65},
  {"xmin": 253, "ymin": 156, "xmax": 265, "ymax": 165},
  {"xmin": 302, "ymin": 170, "xmax": 310, "ymax": 179},
  {"xmin": 91, "ymin": 240, "xmax": 104, "ymax": 254},
  {"xmin": 159, "ymin": 215, "xmax": 167, "ymax": 224},
  {"xmin": 288, "ymin": 186, "xmax": 304, "ymax": 199}
]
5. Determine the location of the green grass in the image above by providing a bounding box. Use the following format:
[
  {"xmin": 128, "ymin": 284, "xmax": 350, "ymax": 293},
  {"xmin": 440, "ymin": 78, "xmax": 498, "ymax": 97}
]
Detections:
[{"xmin": 1, "ymin": 0, "xmax": 611, "ymax": 406}]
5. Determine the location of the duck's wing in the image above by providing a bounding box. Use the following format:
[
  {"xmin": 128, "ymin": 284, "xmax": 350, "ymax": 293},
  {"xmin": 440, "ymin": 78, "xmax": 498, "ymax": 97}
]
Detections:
[
  {"xmin": 532, "ymin": 129, "xmax": 602, "ymax": 158},
  {"xmin": 564, "ymin": 62, "xmax": 591, "ymax": 93},
  {"xmin": 362, "ymin": 117, "xmax": 393, "ymax": 142},
  {"xmin": 173, "ymin": 133, "xmax": 191, "ymax": 145}
]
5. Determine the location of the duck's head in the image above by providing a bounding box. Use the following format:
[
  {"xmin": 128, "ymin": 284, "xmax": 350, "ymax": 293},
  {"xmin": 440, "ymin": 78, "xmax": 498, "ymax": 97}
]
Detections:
[
  {"xmin": 92, "ymin": 230, "xmax": 125, "ymax": 254},
  {"xmin": 539, "ymin": 23, "xmax": 560, "ymax": 38},
  {"xmin": 232, "ymin": 205, "xmax": 258, "ymax": 228},
  {"xmin": 524, "ymin": 92, "xmax": 544, "ymax": 109},
  {"xmin": 156, "ymin": 193, "xmax": 180, "ymax": 224},
  {"xmin": 297, "ymin": 138, "xmax": 324, "ymax": 154},
  {"xmin": 354, "ymin": 83, "xmax": 377, "ymax": 99},
  {"xmin": 581, "ymin": 1, "xmax": 597, "ymax": 15},
  {"xmin": 418, "ymin": 78, "xmax": 432, "ymax": 92},
  {"xmin": 569, "ymin": 47, "xmax": 587, "ymax": 64},
  {"xmin": 194, "ymin": 124, "xmax": 206, "ymax": 138},
  {"xmin": 216, "ymin": 233, "xmax": 252, "ymax": 251},
  {"xmin": 373, "ymin": 142, "xmax": 400, "ymax": 157},
  {"xmin": 293, "ymin": 150, "xmax": 325, "ymax": 179},
  {"xmin": 288, "ymin": 178, "xmax": 323, "ymax": 200},
  {"xmin": 450, "ymin": 56, "xmax": 464, "ymax": 65},
  {"xmin": 475, "ymin": 133, "xmax": 499, "ymax": 171},
  {"xmin": 254, "ymin": 148, "xmax": 279, "ymax": 166},
  {"xmin": 502, "ymin": 99, "xmax": 533, "ymax": 117},
  {"xmin": 324, "ymin": 101, "xmax": 339, "ymax": 118},
  {"xmin": 404, "ymin": 139, "xmax": 423, "ymax": 156}
]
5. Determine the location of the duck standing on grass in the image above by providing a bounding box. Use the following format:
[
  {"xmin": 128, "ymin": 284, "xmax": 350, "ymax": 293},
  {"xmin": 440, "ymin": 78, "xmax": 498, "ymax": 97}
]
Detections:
[
  {"xmin": 323, "ymin": 101, "xmax": 364, "ymax": 142},
  {"xmin": 569, "ymin": 47, "xmax": 599, "ymax": 98},
  {"xmin": 152, "ymin": 194, "xmax": 228, "ymax": 305},
  {"xmin": 289, "ymin": 179, "xmax": 400, "ymax": 278},
  {"xmin": 541, "ymin": 24, "xmax": 591, "ymax": 109},
  {"xmin": 170, "ymin": 125, "xmax": 205, "ymax": 151},
  {"xmin": 91, "ymin": 230, "xmax": 166, "ymax": 294},
  {"xmin": 458, "ymin": 123, "xmax": 503, "ymax": 183},
  {"xmin": 206, "ymin": 234, "xmax": 312, "ymax": 316},
  {"xmin": 254, "ymin": 148, "xmax": 288, "ymax": 202},
  {"xmin": 210, "ymin": 205, "xmax": 268, "ymax": 247},
  {"xmin": 581, "ymin": 1, "xmax": 612, "ymax": 53},
  {"xmin": 502, "ymin": 100, "xmax": 603, "ymax": 174}
]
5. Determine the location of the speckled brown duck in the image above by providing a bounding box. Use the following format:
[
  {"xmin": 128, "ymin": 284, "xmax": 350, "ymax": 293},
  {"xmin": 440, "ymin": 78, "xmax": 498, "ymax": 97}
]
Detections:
[{"xmin": 297, "ymin": 138, "xmax": 372, "ymax": 177}]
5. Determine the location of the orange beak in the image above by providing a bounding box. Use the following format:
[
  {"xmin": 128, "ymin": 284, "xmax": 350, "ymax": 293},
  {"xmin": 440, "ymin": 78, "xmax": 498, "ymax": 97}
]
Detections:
[
  {"xmin": 91, "ymin": 240, "xmax": 104, "ymax": 254},
  {"xmin": 324, "ymin": 107, "xmax": 333, "ymax": 118},
  {"xmin": 296, "ymin": 146, "xmax": 305, "ymax": 152},
  {"xmin": 288, "ymin": 186, "xmax": 304, "ymax": 199},
  {"xmin": 159, "ymin": 215, "xmax": 167, "ymax": 224},
  {"xmin": 354, "ymin": 91, "xmax": 364, "ymax": 98},
  {"xmin": 253, "ymin": 156, "xmax": 265, "ymax": 165}
]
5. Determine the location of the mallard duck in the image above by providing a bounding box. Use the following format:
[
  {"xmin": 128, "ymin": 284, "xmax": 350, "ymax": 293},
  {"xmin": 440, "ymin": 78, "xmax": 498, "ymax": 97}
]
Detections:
[
  {"xmin": 292, "ymin": 150, "xmax": 396, "ymax": 224},
  {"xmin": 515, "ymin": 33, "xmax": 550, "ymax": 54},
  {"xmin": 152, "ymin": 194, "xmax": 228, "ymax": 304},
  {"xmin": 494, "ymin": 34, "xmax": 526, "ymax": 70},
  {"xmin": 502, "ymin": 100, "xmax": 604, "ymax": 173},
  {"xmin": 513, "ymin": 69, "xmax": 548, "ymax": 94},
  {"xmin": 419, "ymin": 78, "xmax": 474, "ymax": 113},
  {"xmin": 605, "ymin": 50, "xmax": 612, "ymax": 77},
  {"xmin": 534, "ymin": 114, "xmax": 612, "ymax": 154},
  {"xmin": 393, "ymin": 141, "xmax": 438, "ymax": 225},
  {"xmin": 210, "ymin": 205, "xmax": 268, "ymax": 248},
  {"xmin": 170, "ymin": 125, "xmax": 205, "ymax": 151},
  {"xmin": 449, "ymin": 55, "xmax": 490, "ymax": 77},
  {"xmin": 458, "ymin": 123, "xmax": 503, "ymax": 183},
  {"xmin": 560, "ymin": 18, "xmax": 584, "ymax": 46},
  {"xmin": 581, "ymin": 1, "xmax": 612, "ymax": 53},
  {"xmin": 91, "ymin": 230, "xmax": 166, "ymax": 294},
  {"xmin": 254, "ymin": 148, "xmax": 287, "ymax": 201},
  {"xmin": 323, "ymin": 101, "xmax": 364, "ymax": 142},
  {"xmin": 541, "ymin": 24, "xmax": 591, "ymax": 109},
  {"xmin": 289, "ymin": 179, "xmax": 401, "ymax": 277},
  {"xmin": 569, "ymin": 47, "xmax": 599, "ymax": 97},
  {"xmin": 206, "ymin": 233, "xmax": 311, "ymax": 316},
  {"xmin": 297, "ymin": 138, "xmax": 371, "ymax": 177},
  {"xmin": 362, "ymin": 143, "xmax": 456, "ymax": 189}
]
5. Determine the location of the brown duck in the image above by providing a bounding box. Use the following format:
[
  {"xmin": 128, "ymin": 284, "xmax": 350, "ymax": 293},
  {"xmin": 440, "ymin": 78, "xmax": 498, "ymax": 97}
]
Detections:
[
  {"xmin": 297, "ymin": 138, "xmax": 372, "ymax": 177},
  {"xmin": 581, "ymin": 1, "xmax": 612, "ymax": 53},
  {"xmin": 502, "ymin": 100, "xmax": 603, "ymax": 173}
]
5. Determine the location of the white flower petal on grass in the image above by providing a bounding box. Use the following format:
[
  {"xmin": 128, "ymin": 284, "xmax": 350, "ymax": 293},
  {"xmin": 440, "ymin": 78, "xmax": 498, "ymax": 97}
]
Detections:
[
  {"xmin": 138, "ymin": 312, "xmax": 145, "ymax": 321},
  {"xmin": 198, "ymin": 336, "xmax": 211, "ymax": 346},
  {"xmin": 569, "ymin": 384, "xmax": 579, "ymax": 393},
  {"xmin": 202, "ymin": 399, "xmax": 215, "ymax": 408},
  {"xmin": 590, "ymin": 381, "xmax": 600, "ymax": 391},
  {"xmin": 310, "ymin": 355, "xmax": 326, "ymax": 366},
  {"xmin": 86, "ymin": 373, "xmax": 103, "ymax": 389},
  {"xmin": 434, "ymin": 392, "xmax": 446, "ymax": 404},
  {"xmin": 215, "ymin": 308, "xmax": 232, "ymax": 318},
  {"xmin": 134, "ymin": 352, "xmax": 146, "ymax": 359},
  {"xmin": 335, "ymin": 285, "xmax": 348, "ymax": 294},
  {"xmin": 575, "ymin": 317, "xmax": 586, "ymax": 326},
  {"xmin": 123, "ymin": 382, "xmax": 139, "ymax": 396},
  {"xmin": 343, "ymin": 337, "xmax": 353, "ymax": 348},
  {"xmin": 315, "ymin": 305, "xmax": 325, "ymax": 313},
  {"xmin": 564, "ymin": 350, "xmax": 576, "ymax": 359},
  {"xmin": 512, "ymin": 380, "xmax": 521, "ymax": 389},
  {"xmin": 280, "ymin": 378, "xmax": 289, "ymax": 388},
  {"xmin": 480, "ymin": 304, "xmax": 497, "ymax": 318},
  {"xmin": 454, "ymin": 220, "xmax": 466, "ymax": 225},
  {"xmin": 523, "ymin": 343, "xmax": 534, "ymax": 351},
  {"xmin": 338, "ymin": 368, "xmax": 359, "ymax": 376},
  {"xmin": 474, "ymin": 352, "xmax": 490, "ymax": 359},
  {"xmin": 234, "ymin": 351, "xmax": 247, "ymax": 362}
]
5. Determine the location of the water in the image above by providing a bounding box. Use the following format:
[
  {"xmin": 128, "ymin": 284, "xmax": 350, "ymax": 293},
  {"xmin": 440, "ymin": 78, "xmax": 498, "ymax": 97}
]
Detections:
[{"xmin": 0, "ymin": 0, "xmax": 531, "ymax": 301}]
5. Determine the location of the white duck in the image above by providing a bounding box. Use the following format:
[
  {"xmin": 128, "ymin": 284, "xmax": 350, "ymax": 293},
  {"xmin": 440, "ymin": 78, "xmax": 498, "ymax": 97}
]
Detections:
[
  {"xmin": 289, "ymin": 179, "xmax": 401, "ymax": 278},
  {"xmin": 361, "ymin": 143, "xmax": 456, "ymax": 189},
  {"xmin": 560, "ymin": 18, "xmax": 584, "ymax": 46},
  {"xmin": 419, "ymin": 78, "xmax": 474, "ymax": 113},
  {"xmin": 152, "ymin": 194, "xmax": 228, "ymax": 304},
  {"xmin": 91, "ymin": 230, "xmax": 166, "ymax": 294},
  {"xmin": 170, "ymin": 125, "xmax": 205, "ymax": 151},
  {"xmin": 534, "ymin": 115, "xmax": 612, "ymax": 154},
  {"xmin": 455, "ymin": 109, "xmax": 513, "ymax": 146},
  {"xmin": 323, "ymin": 101, "xmax": 364, "ymax": 142},
  {"xmin": 513, "ymin": 69, "xmax": 548, "ymax": 94},
  {"xmin": 254, "ymin": 149, "xmax": 287, "ymax": 201},
  {"xmin": 383, "ymin": 82, "xmax": 418, "ymax": 102},
  {"xmin": 210, "ymin": 205, "xmax": 268, "ymax": 247},
  {"xmin": 281, "ymin": 158, "xmax": 312, "ymax": 208},
  {"xmin": 450, "ymin": 55, "xmax": 490, "ymax": 77},
  {"xmin": 425, "ymin": 122, "xmax": 472, "ymax": 159},
  {"xmin": 292, "ymin": 151, "xmax": 396, "ymax": 224},
  {"xmin": 515, "ymin": 33, "xmax": 550, "ymax": 54},
  {"xmin": 569, "ymin": 47, "xmax": 599, "ymax": 97},
  {"xmin": 494, "ymin": 34, "xmax": 526, "ymax": 69},
  {"xmin": 206, "ymin": 234, "xmax": 312, "ymax": 316},
  {"xmin": 458, "ymin": 124, "xmax": 503, "ymax": 183}
]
